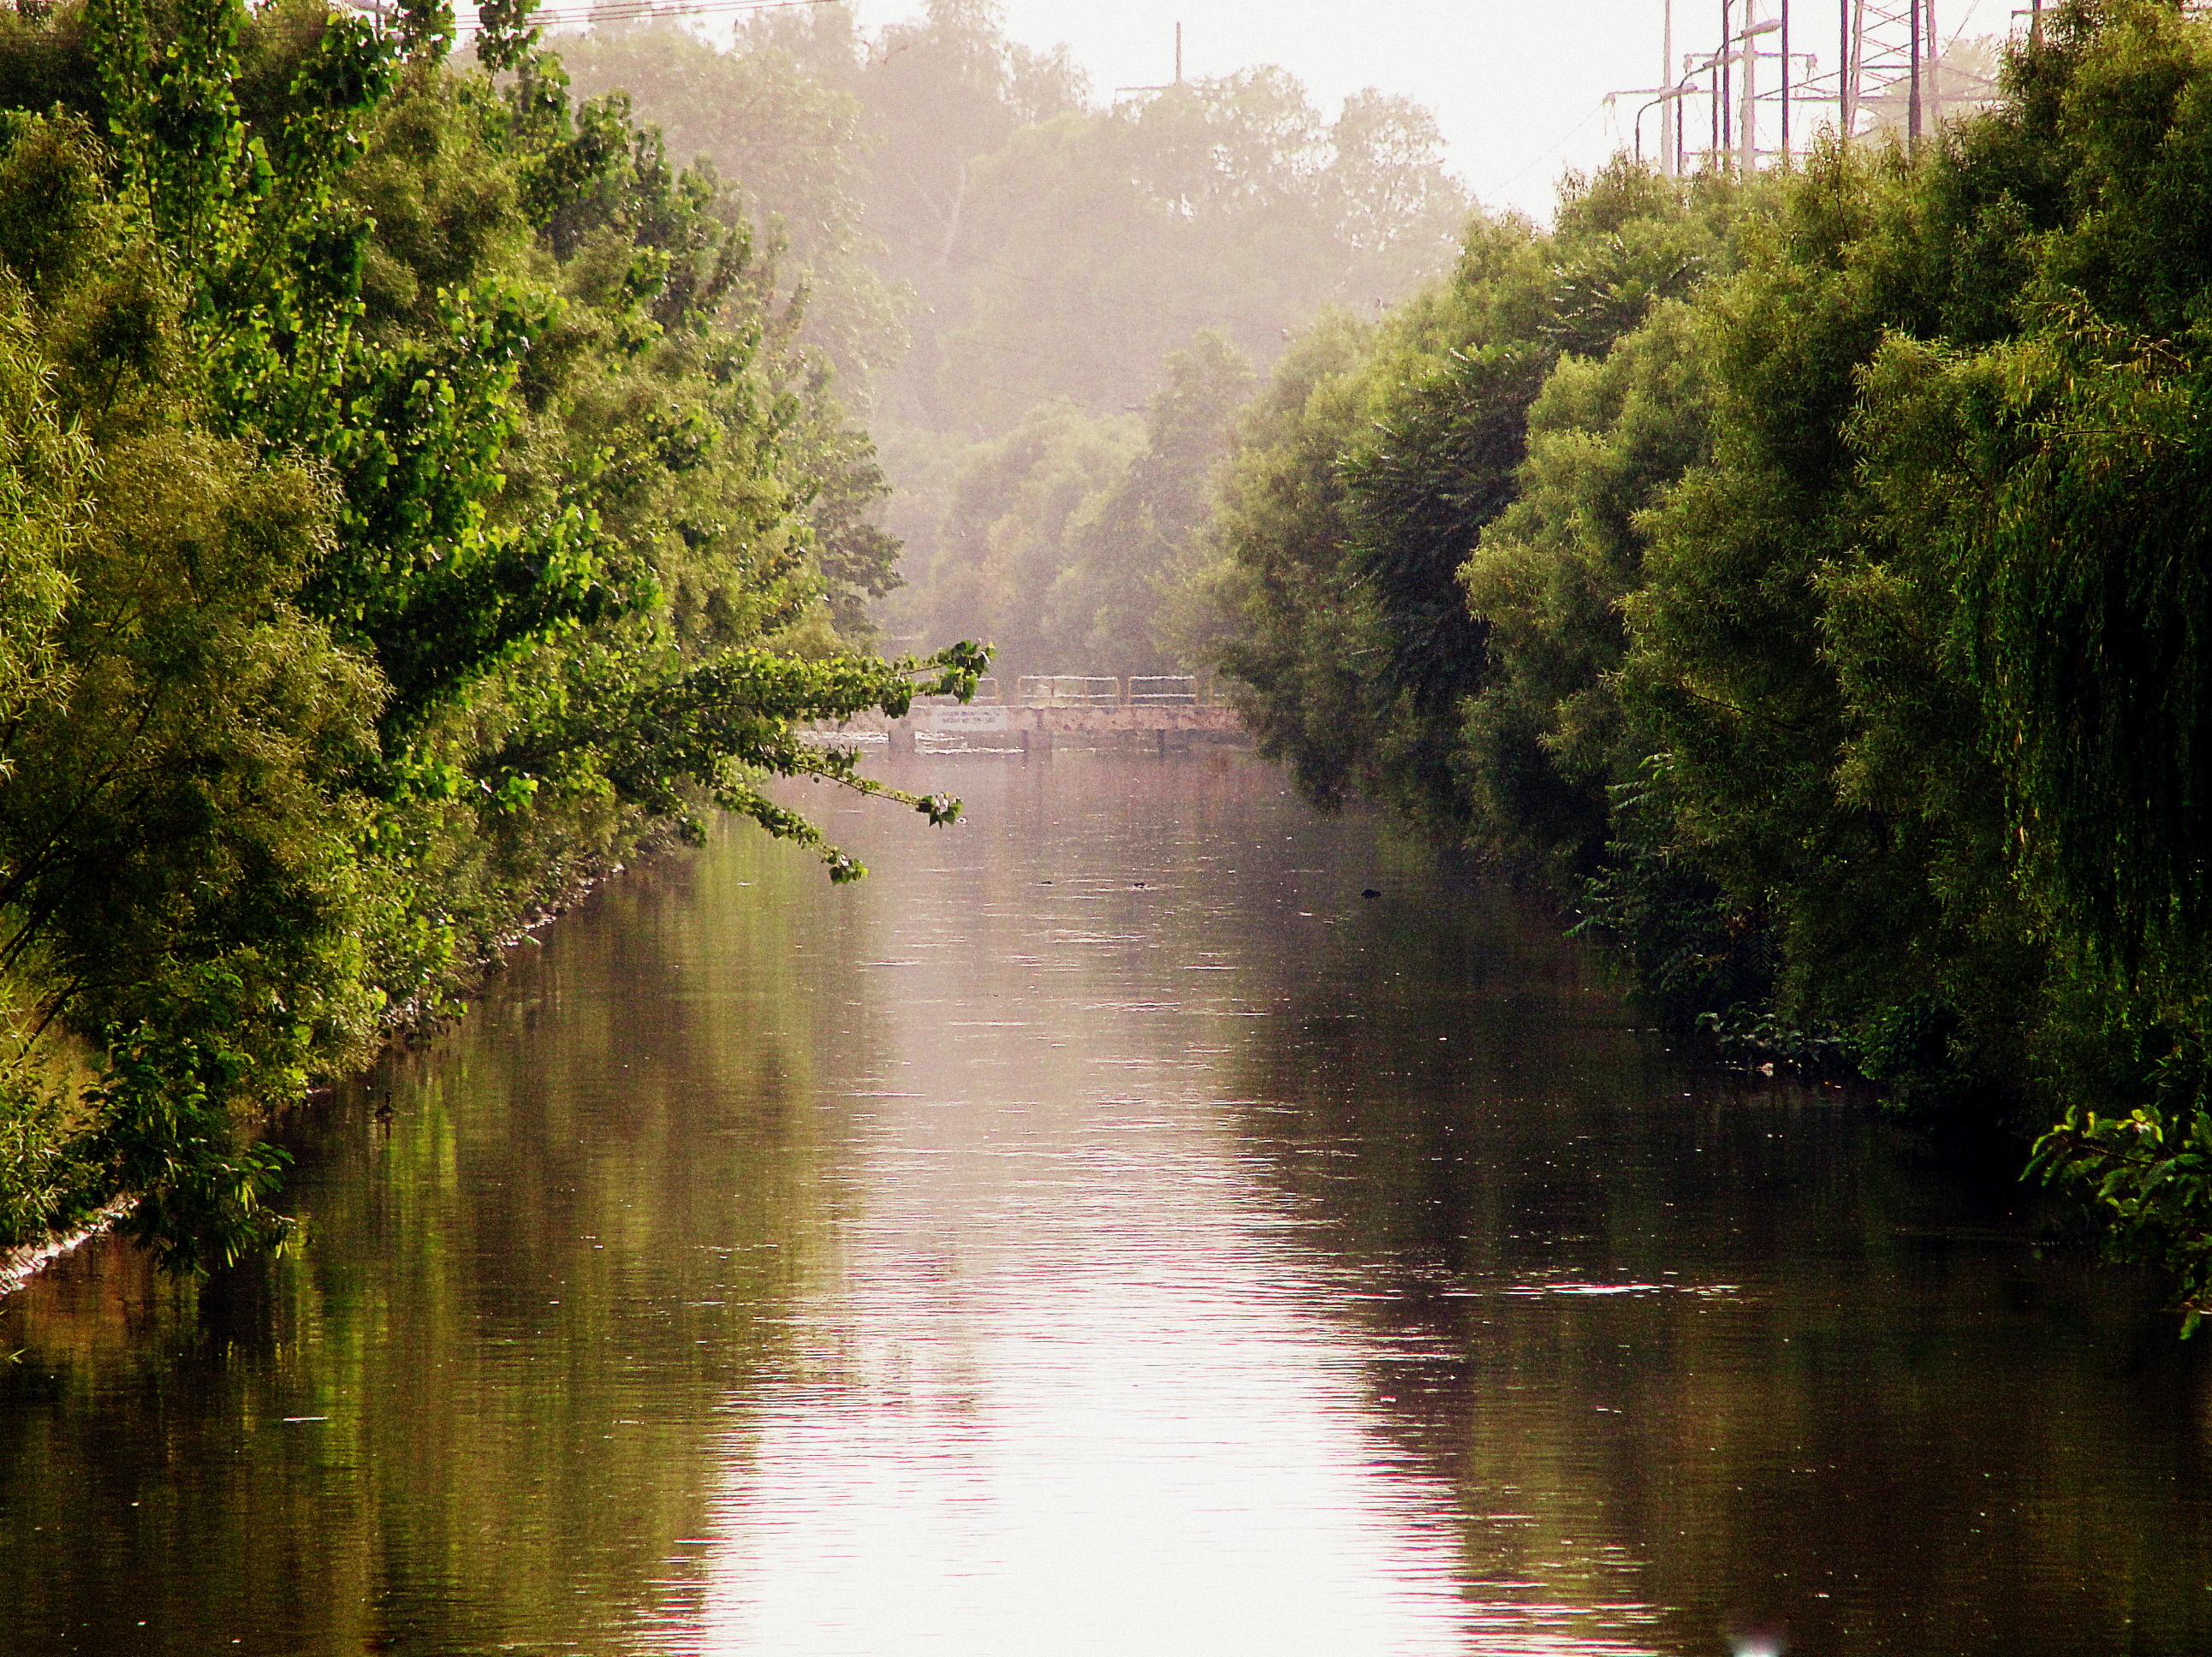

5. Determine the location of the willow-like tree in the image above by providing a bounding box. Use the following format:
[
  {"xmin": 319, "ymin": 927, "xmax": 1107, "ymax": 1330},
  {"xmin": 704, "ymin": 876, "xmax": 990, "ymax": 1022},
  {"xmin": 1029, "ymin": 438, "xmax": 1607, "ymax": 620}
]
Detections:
[{"xmin": 0, "ymin": 0, "xmax": 980, "ymax": 1267}]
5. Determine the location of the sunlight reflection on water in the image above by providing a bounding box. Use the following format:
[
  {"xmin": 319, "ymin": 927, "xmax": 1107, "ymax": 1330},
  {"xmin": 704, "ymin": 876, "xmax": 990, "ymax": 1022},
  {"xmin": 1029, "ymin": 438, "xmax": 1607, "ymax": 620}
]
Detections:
[
  {"xmin": 688, "ymin": 1125, "xmax": 1662, "ymax": 1655},
  {"xmin": 656, "ymin": 751, "xmax": 1667, "ymax": 1656},
  {"xmin": 696, "ymin": 1126, "xmax": 1491, "ymax": 1654}
]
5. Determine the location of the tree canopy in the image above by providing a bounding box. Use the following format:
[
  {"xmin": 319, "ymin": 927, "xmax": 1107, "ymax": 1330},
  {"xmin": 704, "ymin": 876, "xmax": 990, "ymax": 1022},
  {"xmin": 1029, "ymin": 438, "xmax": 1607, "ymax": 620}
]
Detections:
[
  {"xmin": 556, "ymin": 3, "xmax": 1478, "ymax": 674},
  {"xmin": 0, "ymin": 0, "xmax": 979, "ymax": 1267},
  {"xmin": 1194, "ymin": 0, "xmax": 2212, "ymax": 1327}
]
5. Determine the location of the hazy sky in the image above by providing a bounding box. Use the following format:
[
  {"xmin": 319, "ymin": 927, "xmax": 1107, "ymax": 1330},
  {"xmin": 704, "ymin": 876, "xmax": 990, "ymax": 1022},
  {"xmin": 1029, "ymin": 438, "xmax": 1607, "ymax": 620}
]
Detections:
[{"xmin": 841, "ymin": 0, "xmax": 2022, "ymax": 220}]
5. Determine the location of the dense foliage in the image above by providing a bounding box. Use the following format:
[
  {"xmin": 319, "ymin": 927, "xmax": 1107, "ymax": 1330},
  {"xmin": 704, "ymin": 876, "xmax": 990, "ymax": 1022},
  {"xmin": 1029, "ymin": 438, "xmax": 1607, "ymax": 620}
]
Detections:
[
  {"xmin": 0, "ymin": 0, "xmax": 979, "ymax": 1267},
  {"xmin": 1198, "ymin": 0, "xmax": 2212, "ymax": 1325},
  {"xmin": 557, "ymin": 2, "xmax": 1474, "ymax": 675},
  {"xmin": 1204, "ymin": 165, "xmax": 1751, "ymax": 829},
  {"xmin": 909, "ymin": 331, "xmax": 1255, "ymax": 677}
]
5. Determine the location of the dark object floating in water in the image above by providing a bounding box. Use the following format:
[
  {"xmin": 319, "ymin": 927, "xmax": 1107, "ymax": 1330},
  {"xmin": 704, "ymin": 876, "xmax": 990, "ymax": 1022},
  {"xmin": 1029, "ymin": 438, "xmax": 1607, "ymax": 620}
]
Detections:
[{"xmin": 1362, "ymin": 888, "xmax": 1381, "ymax": 900}]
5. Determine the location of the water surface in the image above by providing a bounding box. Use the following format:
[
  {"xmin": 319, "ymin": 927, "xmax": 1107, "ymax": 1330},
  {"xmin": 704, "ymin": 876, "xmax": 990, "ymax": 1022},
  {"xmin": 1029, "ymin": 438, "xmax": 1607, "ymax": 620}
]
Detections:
[{"xmin": 2, "ymin": 750, "xmax": 2208, "ymax": 1654}]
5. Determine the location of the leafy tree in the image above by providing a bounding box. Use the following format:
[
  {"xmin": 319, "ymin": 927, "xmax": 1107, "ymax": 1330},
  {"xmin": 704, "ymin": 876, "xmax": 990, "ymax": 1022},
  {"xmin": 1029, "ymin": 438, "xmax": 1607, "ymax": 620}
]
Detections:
[
  {"xmin": 555, "ymin": 19, "xmax": 905, "ymax": 396},
  {"xmin": 1466, "ymin": 2, "xmax": 2212, "ymax": 1310},
  {"xmin": 1202, "ymin": 162, "xmax": 1742, "ymax": 833},
  {"xmin": 1459, "ymin": 301, "xmax": 1716, "ymax": 883},
  {"xmin": 923, "ymin": 68, "xmax": 1467, "ymax": 434},
  {"xmin": 905, "ymin": 400, "xmax": 1139, "ymax": 677},
  {"xmin": 1617, "ymin": 3, "xmax": 2212, "ymax": 1137},
  {"xmin": 890, "ymin": 329, "xmax": 1252, "ymax": 680},
  {"xmin": 0, "ymin": 0, "xmax": 983, "ymax": 1266},
  {"xmin": 556, "ymin": 5, "xmax": 1472, "ymax": 670},
  {"xmin": 1198, "ymin": 312, "xmax": 1388, "ymax": 807},
  {"xmin": 1841, "ymin": 3, "xmax": 2212, "ymax": 1298},
  {"xmin": 843, "ymin": 0, "xmax": 1085, "ymax": 422},
  {"xmin": 1044, "ymin": 330, "xmax": 1253, "ymax": 673}
]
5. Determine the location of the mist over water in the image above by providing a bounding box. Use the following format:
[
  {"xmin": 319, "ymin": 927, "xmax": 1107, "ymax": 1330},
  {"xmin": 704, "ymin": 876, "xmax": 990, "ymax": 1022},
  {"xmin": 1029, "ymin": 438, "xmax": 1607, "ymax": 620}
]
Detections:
[{"xmin": 1, "ymin": 751, "xmax": 2209, "ymax": 1654}]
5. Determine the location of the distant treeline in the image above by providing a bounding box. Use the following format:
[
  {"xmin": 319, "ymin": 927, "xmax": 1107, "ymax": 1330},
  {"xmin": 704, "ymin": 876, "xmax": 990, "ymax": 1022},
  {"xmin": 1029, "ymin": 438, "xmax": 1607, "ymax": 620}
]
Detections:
[
  {"xmin": 1193, "ymin": 0, "xmax": 2212, "ymax": 1325},
  {"xmin": 552, "ymin": 2, "xmax": 1476, "ymax": 680},
  {"xmin": 0, "ymin": 0, "xmax": 978, "ymax": 1266}
]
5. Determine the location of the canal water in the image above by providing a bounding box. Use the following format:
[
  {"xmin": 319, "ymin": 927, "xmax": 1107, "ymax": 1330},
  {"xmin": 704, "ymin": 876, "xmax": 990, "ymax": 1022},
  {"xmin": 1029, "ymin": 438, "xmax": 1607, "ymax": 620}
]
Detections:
[{"xmin": 1, "ymin": 750, "xmax": 2209, "ymax": 1656}]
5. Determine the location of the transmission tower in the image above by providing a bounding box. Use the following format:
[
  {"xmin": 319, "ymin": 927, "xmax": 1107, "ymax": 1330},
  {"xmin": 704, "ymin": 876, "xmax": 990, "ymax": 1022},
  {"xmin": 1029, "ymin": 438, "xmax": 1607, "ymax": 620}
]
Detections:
[
  {"xmin": 1625, "ymin": 0, "xmax": 1987, "ymax": 178},
  {"xmin": 1839, "ymin": 0, "xmax": 1940, "ymax": 144}
]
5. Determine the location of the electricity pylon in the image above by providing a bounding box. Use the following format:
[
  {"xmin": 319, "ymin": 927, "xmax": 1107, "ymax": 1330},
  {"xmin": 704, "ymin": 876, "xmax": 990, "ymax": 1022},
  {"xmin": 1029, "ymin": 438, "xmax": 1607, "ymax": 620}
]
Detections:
[
  {"xmin": 1626, "ymin": 0, "xmax": 1967, "ymax": 177},
  {"xmin": 1840, "ymin": 0, "xmax": 1940, "ymax": 145}
]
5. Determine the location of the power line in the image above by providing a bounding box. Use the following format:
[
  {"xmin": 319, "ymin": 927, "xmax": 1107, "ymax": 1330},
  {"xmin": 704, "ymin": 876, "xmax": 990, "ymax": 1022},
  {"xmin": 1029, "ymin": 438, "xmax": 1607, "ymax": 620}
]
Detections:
[
  {"xmin": 1482, "ymin": 96, "xmax": 1611, "ymax": 200},
  {"xmin": 437, "ymin": 0, "xmax": 845, "ymax": 35}
]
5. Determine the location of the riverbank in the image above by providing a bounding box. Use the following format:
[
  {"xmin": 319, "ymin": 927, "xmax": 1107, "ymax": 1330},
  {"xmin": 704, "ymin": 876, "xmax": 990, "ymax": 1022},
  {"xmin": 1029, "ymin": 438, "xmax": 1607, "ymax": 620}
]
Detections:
[
  {"xmin": 1194, "ymin": 10, "xmax": 2212, "ymax": 1316},
  {"xmin": 0, "ymin": 815, "xmax": 675, "ymax": 1292},
  {"xmin": 0, "ymin": 6, "xmax": 983, "ymax": 1279}
]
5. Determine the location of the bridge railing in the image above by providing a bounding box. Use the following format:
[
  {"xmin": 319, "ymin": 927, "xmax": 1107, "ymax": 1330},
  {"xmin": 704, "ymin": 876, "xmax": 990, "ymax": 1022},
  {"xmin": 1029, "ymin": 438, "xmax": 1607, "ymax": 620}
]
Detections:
[
  {"xmin": 910, "ymin": 673, "xmax": 1218, "ymax": 710},
  {"xmin": 1018, "ymin": 674, "xmax": 1120, "ymax": 707},
  {"xmin": 1125, "ymin": 675, "xmax": 1196, "ymax": 705}
]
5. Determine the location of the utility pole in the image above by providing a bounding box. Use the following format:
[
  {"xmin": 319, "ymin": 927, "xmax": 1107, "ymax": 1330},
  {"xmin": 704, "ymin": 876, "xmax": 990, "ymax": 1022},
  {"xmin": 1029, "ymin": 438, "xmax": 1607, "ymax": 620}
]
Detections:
[
  {"xmin": 1925, "ymin": 0, "xmax": 1941, "ymax": 131},
  {"xmin": 1112, "ymin": 24, "xmax": 1186, "ymax": 99},
  {"xmin": 1741, "ymin": 8, "xmax": 1758, "ymax": 170},
  {"xmin": 1721, "ymin": 0, "xmax": 1733, "ymax": 157},
  {"xmin": 1908, "ymin": 0, "xmax": 1922, "ymax": 146},
  {"xmin": 1732, "ymin": 8, "xmax": 1781, "ymax": 172},
  {"xmin": 1678, "ymin": 57, "xmax": 1689, "ymax": 173},
  {"xmin": 1781, "ymin": 0, "xmax": 1792, "ymax": 160},
  {"xmin": 1714, "ymin": 48, "xmax": 1727, "ymax": 163},
  {"xmin": 1622, "ymin": 0, "xmax": 1980, "ymax": 176},
  {"xmin": 1841, "ymin": 0, "xmax": 1858, "ymax": 138},
  {"xmin": 1840, "ymin": 0, "xmax": 1931, "ymax": 146}
]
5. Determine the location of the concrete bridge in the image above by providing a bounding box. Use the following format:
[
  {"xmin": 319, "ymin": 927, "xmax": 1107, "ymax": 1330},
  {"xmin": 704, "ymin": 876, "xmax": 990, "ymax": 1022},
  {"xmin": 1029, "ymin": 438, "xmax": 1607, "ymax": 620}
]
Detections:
[{"xmin": 850, "ymin": 674, "xmax": 1246, "ymax": 753}]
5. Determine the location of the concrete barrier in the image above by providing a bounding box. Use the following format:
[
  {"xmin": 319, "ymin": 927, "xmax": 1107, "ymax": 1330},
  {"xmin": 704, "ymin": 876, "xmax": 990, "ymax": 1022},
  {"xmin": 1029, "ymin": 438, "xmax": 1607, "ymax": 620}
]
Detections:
[{"xmin": 835, "ymin": 700, "xmax": 1244, "ymax": 752}]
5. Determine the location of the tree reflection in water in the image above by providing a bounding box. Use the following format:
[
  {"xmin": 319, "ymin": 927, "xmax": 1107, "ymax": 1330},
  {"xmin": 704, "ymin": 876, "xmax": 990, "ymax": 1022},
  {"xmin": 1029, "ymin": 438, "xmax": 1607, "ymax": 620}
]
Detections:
[{"xmin": 0, "ymin": 751, "xmax": 2206, "ymax": 1656}]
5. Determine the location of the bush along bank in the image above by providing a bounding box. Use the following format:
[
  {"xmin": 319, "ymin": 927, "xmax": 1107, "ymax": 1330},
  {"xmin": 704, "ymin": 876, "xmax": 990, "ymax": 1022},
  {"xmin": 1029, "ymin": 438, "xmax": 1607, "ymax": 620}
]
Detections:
[
  {"xmin": 0, "ymin": 0, "xmax": 980, "ymax": 1271},
  {"xmin": 1192, "ymin": 0, "xmax": 2212, "ymax": 1328}
]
